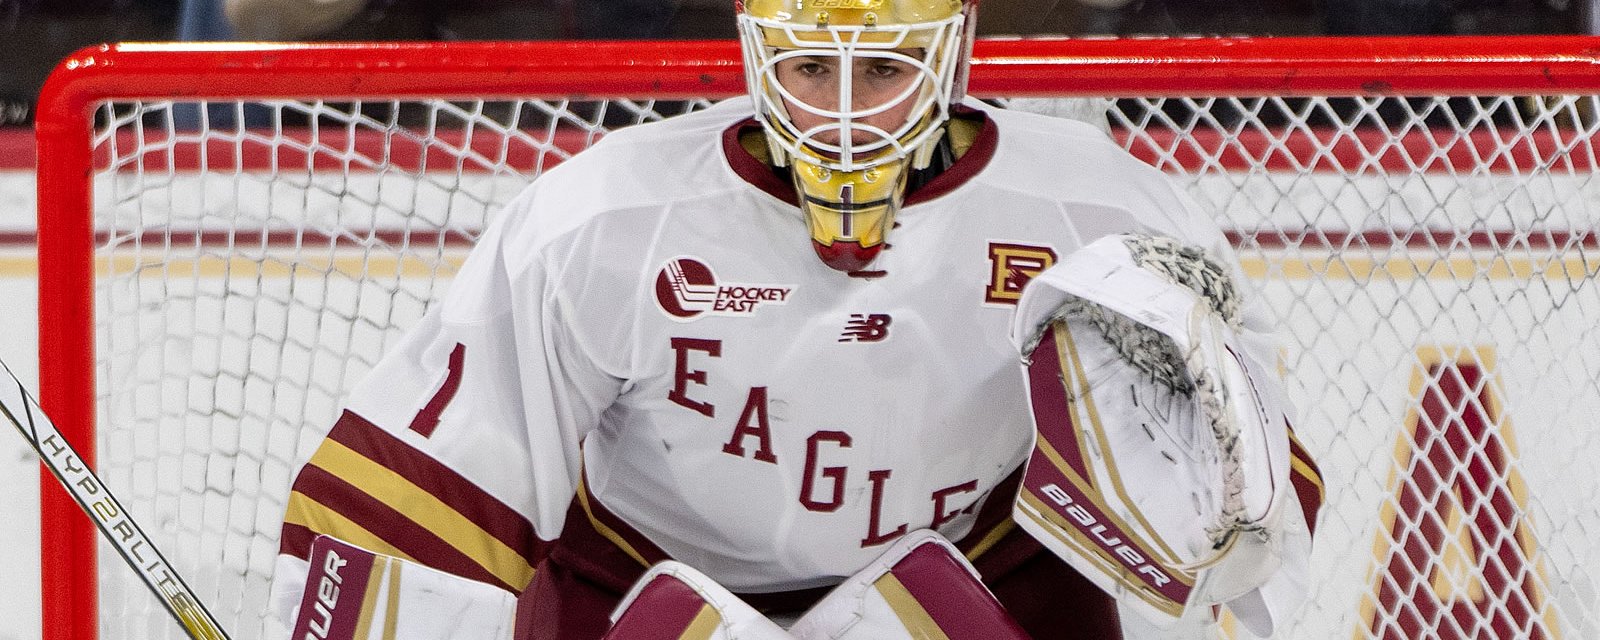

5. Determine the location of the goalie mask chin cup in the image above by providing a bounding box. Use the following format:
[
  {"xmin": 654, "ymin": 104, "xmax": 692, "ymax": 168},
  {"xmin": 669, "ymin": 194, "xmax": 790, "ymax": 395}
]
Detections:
[
  {"xmin": 791, "ymin": 147, "xmax": 909, "ymax": 272},
  {"xmin": 737, "ymin": 0, "xmax": 977, "ymax": 271}
]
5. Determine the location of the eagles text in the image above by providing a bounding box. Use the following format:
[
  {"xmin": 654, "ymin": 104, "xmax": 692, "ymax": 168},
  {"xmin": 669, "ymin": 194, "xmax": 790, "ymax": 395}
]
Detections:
[{"xmin": 669, "ymin": 337, "xmax": 981, "ymax": 548}]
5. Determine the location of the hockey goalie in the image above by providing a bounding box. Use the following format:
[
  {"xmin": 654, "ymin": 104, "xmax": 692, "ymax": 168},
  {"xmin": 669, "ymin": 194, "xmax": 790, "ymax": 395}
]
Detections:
[{"xmin": 269, "ymin": 0, "xmax": 1324, "ymax": 636}]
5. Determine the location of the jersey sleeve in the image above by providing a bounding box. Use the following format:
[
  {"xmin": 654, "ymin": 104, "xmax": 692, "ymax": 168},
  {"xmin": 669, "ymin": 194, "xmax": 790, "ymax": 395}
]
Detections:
[{"xmin": 271, "ymin": 184, "xmax": 626, "ymax": 624}]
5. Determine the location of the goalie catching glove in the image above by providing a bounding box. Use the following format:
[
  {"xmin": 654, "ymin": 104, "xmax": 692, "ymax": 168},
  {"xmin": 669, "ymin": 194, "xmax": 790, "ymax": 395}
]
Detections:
[{"xmin": 1010, "ymin": 233, "xmax": 1306, "ymax": 636}]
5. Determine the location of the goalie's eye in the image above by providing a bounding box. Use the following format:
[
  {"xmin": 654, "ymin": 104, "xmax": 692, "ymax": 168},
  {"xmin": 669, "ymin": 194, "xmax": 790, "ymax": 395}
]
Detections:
[
  {"xmin": 864, "ymin": 59, "xmax": 911, "ymax": 80},
  {"xmin": 775, "ymin": 56, "xmax": 836, "ymax": 82},
  {"xmin": 791, "ymin": 59, "xmax": 831, "ymax": 78}
]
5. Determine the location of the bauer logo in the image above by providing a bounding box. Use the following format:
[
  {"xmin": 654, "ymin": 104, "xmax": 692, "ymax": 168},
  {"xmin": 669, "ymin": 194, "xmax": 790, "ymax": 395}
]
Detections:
[{"xmin": 654, "ymin": 257, "xmax": 794, "ymax": 321}]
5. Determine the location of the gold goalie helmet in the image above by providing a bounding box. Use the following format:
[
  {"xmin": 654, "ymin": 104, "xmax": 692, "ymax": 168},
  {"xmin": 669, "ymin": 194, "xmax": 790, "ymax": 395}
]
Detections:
[{"xmin": 737, "ymin": 0, "xmax": 978, "ymax": 271}]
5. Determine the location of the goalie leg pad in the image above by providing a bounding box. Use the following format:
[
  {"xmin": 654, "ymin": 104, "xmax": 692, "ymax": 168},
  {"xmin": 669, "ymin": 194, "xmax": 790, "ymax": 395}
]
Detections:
[
  {"xmin": 788, "ymin": 529, "xmax": 1030, "ymax": 640},
  {"xmin": 603, "ymin": 561, "xmax": 793, "ymax": 640}
]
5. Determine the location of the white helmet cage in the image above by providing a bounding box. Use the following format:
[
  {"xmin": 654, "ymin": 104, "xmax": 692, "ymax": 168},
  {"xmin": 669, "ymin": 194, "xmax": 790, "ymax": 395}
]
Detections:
[{"xmin": 738, "ymin": 11, "xmax": 968, "ymax": 173}]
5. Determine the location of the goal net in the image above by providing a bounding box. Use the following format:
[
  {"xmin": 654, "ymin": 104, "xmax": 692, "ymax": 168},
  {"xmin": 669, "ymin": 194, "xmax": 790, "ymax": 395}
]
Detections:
[{"xmin": 34, "ymin": 37, "xmax": 1600, "ymax": 639}]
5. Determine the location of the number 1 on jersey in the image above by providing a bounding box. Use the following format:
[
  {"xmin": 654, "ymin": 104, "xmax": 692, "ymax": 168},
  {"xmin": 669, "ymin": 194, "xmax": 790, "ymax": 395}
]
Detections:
[{"xmin": 409, "ymin": 344, "xmax": 466, "ymax": 437}]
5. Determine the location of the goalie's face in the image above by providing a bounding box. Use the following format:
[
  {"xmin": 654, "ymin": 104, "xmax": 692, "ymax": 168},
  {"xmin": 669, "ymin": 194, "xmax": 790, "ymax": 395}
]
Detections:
[{"xmin": 767, "ymin": 49, "xmax": 930, "ymax": 167}]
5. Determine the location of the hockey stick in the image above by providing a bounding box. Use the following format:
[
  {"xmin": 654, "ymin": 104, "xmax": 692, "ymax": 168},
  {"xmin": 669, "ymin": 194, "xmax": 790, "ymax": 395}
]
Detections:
[{"xmin": 0, "ymin": 356, "xmax": 232, "ymax": 640}]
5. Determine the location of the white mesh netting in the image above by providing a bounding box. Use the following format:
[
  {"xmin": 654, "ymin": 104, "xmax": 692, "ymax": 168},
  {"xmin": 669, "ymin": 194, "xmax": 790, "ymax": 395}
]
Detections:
[{"xmin": 83, "ymin": 92, "xmax": 1599, "ymax": 639}]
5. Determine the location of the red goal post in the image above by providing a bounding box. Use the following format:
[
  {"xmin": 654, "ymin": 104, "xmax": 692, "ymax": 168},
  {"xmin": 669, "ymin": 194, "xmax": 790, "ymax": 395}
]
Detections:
[{"xmin": 34, "ymin": 37, "xmax": 1600, "ymax": 639}]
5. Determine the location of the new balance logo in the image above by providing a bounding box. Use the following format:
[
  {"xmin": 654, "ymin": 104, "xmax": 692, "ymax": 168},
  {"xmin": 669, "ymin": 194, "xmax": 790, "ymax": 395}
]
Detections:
[{"xmin": 839, "ymin": 314, "xmax": 892, "ymax": 342}]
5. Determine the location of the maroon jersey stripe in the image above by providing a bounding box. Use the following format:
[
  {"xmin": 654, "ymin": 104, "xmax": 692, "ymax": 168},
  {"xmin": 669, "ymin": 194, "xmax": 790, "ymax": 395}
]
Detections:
[
  {"xmin": 290, "ymin": 463, "xmax": 521, "ymax": 591},
  {"xmin": 326, "ymin": 411, "xmax": 546, "ymax": 566},
  {"xmin": 280, "ymin": 522, "xmax": 318, "ymax": 560},
  {"xmin": 575, "ymin": 474, "xmax": 672, "ymax": 568},
  {"xmin": 953, "ymin": 465, "xmax": 1024, "ymax": 561},
  {"xmin": 1287, "ymin": 427, "xmax": 1324, "ymax": 537}
]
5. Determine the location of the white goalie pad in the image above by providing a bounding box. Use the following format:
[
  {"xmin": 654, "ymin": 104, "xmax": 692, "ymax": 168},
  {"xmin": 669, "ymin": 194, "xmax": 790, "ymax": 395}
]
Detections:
[
  {"xmin": 291, "ymin": 535, "xmax": 516, "ymax": 640},
  {"xmin": 788, "ymin": 529, "xmax": 1029, "ymax": 640},
  {"xmin": 1009, "ymin": 233, "xmax": 1296, "ymax": 632},
  {"xmin": 604, "ymin": 561, "xmax": 794, "ymax": 640}
]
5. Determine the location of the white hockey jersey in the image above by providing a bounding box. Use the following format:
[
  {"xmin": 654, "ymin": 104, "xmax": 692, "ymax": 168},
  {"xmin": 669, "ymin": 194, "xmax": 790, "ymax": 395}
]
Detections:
[{"xmin": 272, "ymin": 98, "xmax": 1312, "ymax": 619}]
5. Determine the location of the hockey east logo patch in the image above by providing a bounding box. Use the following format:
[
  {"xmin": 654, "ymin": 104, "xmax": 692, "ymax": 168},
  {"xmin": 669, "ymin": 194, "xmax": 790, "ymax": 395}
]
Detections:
[{"xmin": 654, "ymin": 256, "xmax": 794, "ymax": 321}]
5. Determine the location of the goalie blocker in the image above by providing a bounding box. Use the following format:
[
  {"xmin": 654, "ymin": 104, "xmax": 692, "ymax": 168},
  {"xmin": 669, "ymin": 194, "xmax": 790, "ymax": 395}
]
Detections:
[
  {"xmin": 289, "ymin": 535, "xmax": 517, "ymax": 640},
  {"xmin": 1011, "ymin": 233, "xmax": 1321, "ymax": 637}
]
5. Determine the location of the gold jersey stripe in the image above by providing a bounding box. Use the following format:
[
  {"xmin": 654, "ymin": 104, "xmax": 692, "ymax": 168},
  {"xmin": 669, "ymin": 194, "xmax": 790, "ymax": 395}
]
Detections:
[
  {"xmin": 963, "ymin": 518, "xmax": 1016, "ymax": 562},
  {"xmin": 284, "ymin": 491, "xmax": 419, "ymax": 563},
  {"xmin": 874, "ymin": 572, "xmax": 953, "ymax": 640},
  {"xmin": 307, "ymin": 440, "xmax": 534, "ymax": 589},
  {"xmin": 577, "ymin": 474, "xmax": 652, "ymax": 568},
  {"xmin": 1291, "ymin": 456, "xmax": 1324, "ymax": 494},
  {"xmin": 1287, "ymin": 430, "xmax": 1326, "ymax": 496}
]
